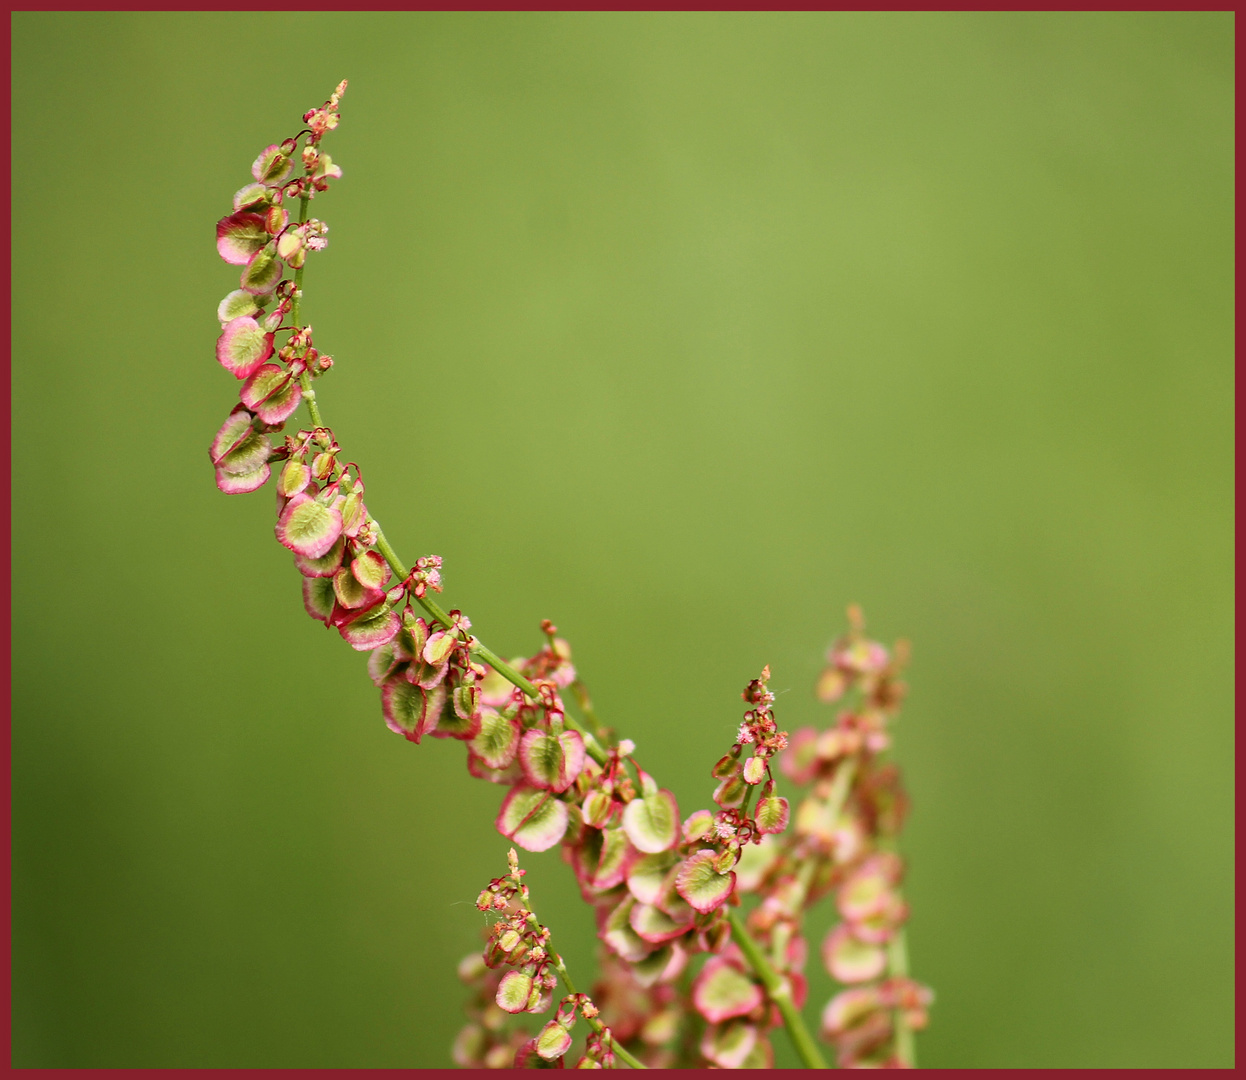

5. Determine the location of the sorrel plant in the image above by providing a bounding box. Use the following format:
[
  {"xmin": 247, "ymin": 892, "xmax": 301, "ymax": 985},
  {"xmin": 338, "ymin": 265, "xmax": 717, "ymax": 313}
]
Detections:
[{"xmin": 209, "ymin": 83, "xmax": 932, "ymax": 1069}]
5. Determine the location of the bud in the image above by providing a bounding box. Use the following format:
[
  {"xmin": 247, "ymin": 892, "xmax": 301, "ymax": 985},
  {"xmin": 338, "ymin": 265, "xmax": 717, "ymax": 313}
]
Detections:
[
  {"xmin": 232, "ymin": 183, "xmax": 271, "ymax": 212},
  {"xmin": 497, "ymin": 928, "xmax": 522, "ymax": 955},
  {"xmin": 252, "ymin": 144, "xmax": 293, "ymax": 185},
  {"xmin": 264, "ymin": 205, "xmax": 289, "ymax": 235},
  {"xmin": 713, "ymin": 774, "xmax": 747, "ymax": 810},
  {"xmin": 454, "ymin": 682, "xmax": 482, "ymax": 723},
  {"xmin": 742, "ymin": 755, "xmax": 767, "ymax": 784},
  {"xmin": 278, "ymin": 456, "xmax": 311, "ymax": 498},
  {"xmin": 312, "ymin": 451, "xmax": 336, "ymax": 480},
  {"xmin": 581, "ymin": 790, "xmax": 614, "ymax": 828},
  {"xmin": 340, "ymin": 491, "xmax": 367, "ymax": 536}
]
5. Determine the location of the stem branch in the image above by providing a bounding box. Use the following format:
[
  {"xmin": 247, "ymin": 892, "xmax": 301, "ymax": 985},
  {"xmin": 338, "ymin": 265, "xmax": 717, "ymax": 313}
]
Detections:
[
  {"xmin": 290, "ymin": 192, "xmax": 322, "ymax": 428},
  {"xmin": 372, "ymin": 527, "xmax": 611, "ymax": 765},
  {"xmin": 549, "ymin": 952, "xmax": 646, "ymax": 1070},
  {"xmin": 728, "ymin": 908, "xmax": 828, "ymax": 1069},
  {"xmin": 520, "ymin": 895, "xmax": 645, "ymax": 1069},
  {"xmin": 888, "ymin": 929, "xmax": 916, "ymax": 1066}
]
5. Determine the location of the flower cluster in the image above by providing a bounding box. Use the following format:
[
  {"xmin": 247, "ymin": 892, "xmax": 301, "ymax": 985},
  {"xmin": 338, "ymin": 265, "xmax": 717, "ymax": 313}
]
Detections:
[
  {"xmin": 449, "ymin": 665, "xmax": 800, "ymax": 1067},
  {"xmin": 742, "ymin": 605, "xmax": 936, "ymax": 1068},
  {"xmin": 433, "ymin": 655, "xmax": 788, "ymax": 980},
  {"xmin": 456, "ymin": 849, "xmax": 625, "ymax": 1068},
  {"xmin": 208, "ymin": 82, "xmax": 346, "ymax": 495},
  {"xmin": 209, "ymin": 90, "xmax": 932, "ymax": 1069}
]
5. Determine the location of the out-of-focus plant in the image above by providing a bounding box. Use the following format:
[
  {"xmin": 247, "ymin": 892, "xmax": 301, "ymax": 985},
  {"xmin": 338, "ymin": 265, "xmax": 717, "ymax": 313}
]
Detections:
[{"xmin": 209, "ymin": 84, "xmax": 932, "ymax": 1069}]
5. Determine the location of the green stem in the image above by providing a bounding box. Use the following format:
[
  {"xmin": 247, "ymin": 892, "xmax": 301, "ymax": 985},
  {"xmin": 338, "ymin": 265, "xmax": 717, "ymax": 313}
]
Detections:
[
  {"xmin": 728, "ymin": 908, "xmax": 829, "ymax": 1069},
  {"xmin": 373, "ymin": 525, "xmax": 610, "ymax": 767},
  {"xmin": 739, "ymin": 783, "xmax": 757, "ymax": 821},
  {"xmin": 866, "ymin": 756, "xmax": 916, "ymax": 1068},
  {"xmin": 888, "ymin": 929, "xmax": 916, "ymax": 1067},
  {"xmin": 290, "ymin": 192, "xmax": 323, "ymax": 429},
  {"xmin": 548, "ymin": 952, "xmax": 646, "ymax": 1070},
  {"xmin": 772, "ymin": 856, "xmax": 820, "ymax": 968},
  {"xmin": 824, "ymin": 754, "xmax": 859, "ymax": 823},
  {"xmin": 520, "ymin": 897, "xmax": 645, "ymax": 1069},
  {"xmin": 756, "ymin": 755, "xmax": 861, "ymax": 1057},
  {"xmin": 570, "ymin": 678, "xmax": 608, "ymax": 741}
]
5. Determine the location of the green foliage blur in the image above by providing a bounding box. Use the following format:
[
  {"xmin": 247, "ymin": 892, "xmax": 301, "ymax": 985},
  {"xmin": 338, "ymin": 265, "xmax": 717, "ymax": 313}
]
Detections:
[{"xmin": 11, "ymin": 11, "xmax": 1233, "ymax": 1068}]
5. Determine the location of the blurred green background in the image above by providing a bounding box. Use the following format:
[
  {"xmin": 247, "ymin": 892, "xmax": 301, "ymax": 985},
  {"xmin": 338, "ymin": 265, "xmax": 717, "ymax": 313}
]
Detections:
[{"xmin": 11, "ymin": 11, "xmax": 1233, "ymax": 1069}]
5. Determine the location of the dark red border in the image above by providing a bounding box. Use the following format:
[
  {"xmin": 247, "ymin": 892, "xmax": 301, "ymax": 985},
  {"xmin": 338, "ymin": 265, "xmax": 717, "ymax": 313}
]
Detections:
[{"xmin": 4, "ymin": 5, "xmax": 1236, "ymax": 1077}]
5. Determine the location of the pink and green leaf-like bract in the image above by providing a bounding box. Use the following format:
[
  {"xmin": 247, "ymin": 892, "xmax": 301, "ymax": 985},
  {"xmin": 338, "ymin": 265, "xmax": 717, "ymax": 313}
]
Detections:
[
  {"xmin": 693, "ymin": 954, "xmax": 764, "ymax": 1024},
  {"xmin": 216, "ymin": 211, "xmax": 269, "ymax": 265},
  {"xmin": 338, "ymin": 603, "xmax": 400, "ymax": 652},
  {"xmin": 275, "ymin": 493, "xmax": 342, "ymax": 559},
  {"xmin": 470, "ymin": 708, "xmax": 520, "ymax": 770},
  {"xmin": 518, "ymin": 728, "xmax": 585, "ymax": 793},
  {"xmin": 621, "ymin": 788, "xmax": 680, "ymax": 854},
  {"xmin": 216, "ymin": 316, "xmax": 274, "ymax": 379},
  {"xmin": 240, "ymin": 246, "xmax": 282, "ymax": 295},
  {"xmin": 822, "ymin": 923, "xmax": 887, "ymax": 985},
  {"xmin": 496, "ymin": 785, "xmax": 570, "ymax": 853},
  {"xmin": 675, "ymin": 849, "xmax": 736, "ymax": 914},
  {"xmin": 382, "ymin": 677, "xmax": 443, "ymax": 743},
  {"xmin": 251, "ymin": 143, "xmax": 293, "ymax": 185},
  {"xmin": 240, "ymin": 363, "xmax": 302, "ymax": 424},
  {"xmin": 209, "ymin": 408, "xmax": 268, "ymax": 474},
  {"xmin": 217, "ymin": 288, "xmax": 264, "ymax": 325},
  {"xmin": 495, "ymin": 970, "xmax": 534, "ymax": 1015}
]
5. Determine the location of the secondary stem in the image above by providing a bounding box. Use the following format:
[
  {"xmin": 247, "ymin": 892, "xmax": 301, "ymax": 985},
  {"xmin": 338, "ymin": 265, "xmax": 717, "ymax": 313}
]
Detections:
[
  {"xmin": 520, "ymin": 903, "xmax": 645, "ymax": 1069},
  {"xmin": 728, "ymin": 909, "xmax": 829, "ymax": 1069},
  {"xmin": 888, "ymin": 929, "xmax": 916, "ymax": 1067},
  {"xmin": 290, "ymin": 192, "xmax": 323, "ymax": 429},
  {"xmin": 372, "ymin": 525, "xmax": 610, "ymax": 766},
  {"xmin": 824, "ymin": 754, "xmax": 859, "ymax": 824},
  {"xmin": 552, "ymin": 955, "xmax": 646, "ymax": 1069},
  {"xmin": 570, "ymin": 677, "xmax": 608, "ymax": 741}
]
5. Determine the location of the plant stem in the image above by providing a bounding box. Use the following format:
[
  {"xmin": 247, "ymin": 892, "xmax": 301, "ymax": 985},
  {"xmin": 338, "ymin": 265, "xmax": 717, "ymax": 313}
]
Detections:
[
  {"xmin": 871, "ymin": 762, "xmax": 917, "ymax": 1067},
  {"xmin": 290, "ymin": 192, "xmax": 323, "ymax": 428},
  {"xmin": 758, "ymin": 755, "xmax": 861, "ymax": 1058},
  {"xmin": 570, "ymin": 677, "xmax": 608, "ymax": 741},
  {"xmin": 548, "ymin": 953, "xmax": 646, "ymax": 1070},
  {"xmin": 371, "ymin": 524, "xmax": 610, "ymax": 766},
  {"xmin": 825, "ymin": 753, "xmax": 859, "ymax": 823},
  {"xmin": 791, "ymin": 757, "xmax": 859, "ymax": 913},
  {"xmin": 520, "ymin": 896, "xmax": 645, "ymax": 1069},
  {"xmin": 888, "ymin": 929, "xmax": 916, "ymax": 1067},
  {"xmin": 727, "ymin": 908, "xmax": 828, "ymax": 1069}
]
